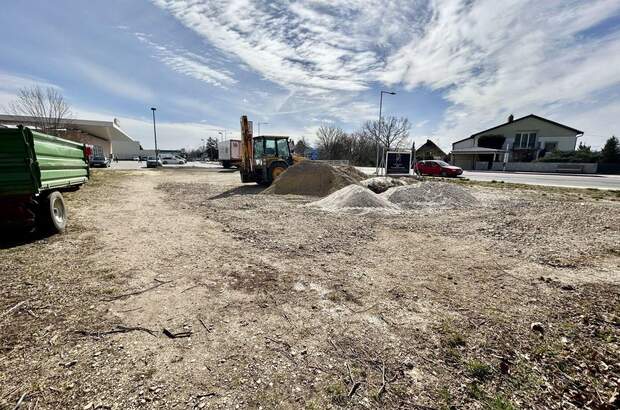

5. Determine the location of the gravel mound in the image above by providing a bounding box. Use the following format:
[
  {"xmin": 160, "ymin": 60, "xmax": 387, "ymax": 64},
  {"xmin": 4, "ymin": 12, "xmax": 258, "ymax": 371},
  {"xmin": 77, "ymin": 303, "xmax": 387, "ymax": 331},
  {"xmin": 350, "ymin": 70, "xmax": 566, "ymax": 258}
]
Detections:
[
  {"xmin": 335, "ymin": 165, "xmax": 369, "ymax": 181},
  {"xmin": 262, "ymin": 161, "xmax": 362, "ymax": 197},
  {"xmin": 361, "ymin": 176, "xmax": 409, "ymax": 193},
  {"xmin": 308, "ymin": 185, "xmax": 398, "ymax": 211},
  {"xmin": 382, "ymin": 182, "xmax": 478, "ymax": 208}
]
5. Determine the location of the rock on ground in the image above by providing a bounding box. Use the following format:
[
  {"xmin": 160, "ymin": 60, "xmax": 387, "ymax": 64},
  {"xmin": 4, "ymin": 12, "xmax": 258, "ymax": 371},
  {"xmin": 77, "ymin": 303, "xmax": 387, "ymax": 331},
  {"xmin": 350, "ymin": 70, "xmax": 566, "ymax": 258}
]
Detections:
[
  {"xmin": 361, "ymin": 176, "xmax": 410, "ymax": 193},
  {"xmin": 382, "ymin": 182, "xmax": 478, "ymax": 208}
]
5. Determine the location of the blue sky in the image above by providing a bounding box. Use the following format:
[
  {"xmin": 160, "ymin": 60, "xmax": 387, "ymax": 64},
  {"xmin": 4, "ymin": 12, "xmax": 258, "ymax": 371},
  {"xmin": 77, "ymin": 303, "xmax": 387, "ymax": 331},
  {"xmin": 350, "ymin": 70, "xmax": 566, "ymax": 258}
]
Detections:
[{"xmin": 1, "ymin": 0, "xmax": 619, "ymax": 151}]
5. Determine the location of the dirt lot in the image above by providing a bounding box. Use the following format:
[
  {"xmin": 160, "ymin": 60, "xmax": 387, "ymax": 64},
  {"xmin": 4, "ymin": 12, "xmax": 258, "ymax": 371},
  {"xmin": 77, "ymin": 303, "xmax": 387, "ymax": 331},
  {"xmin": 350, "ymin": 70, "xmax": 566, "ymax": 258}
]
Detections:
[{"xmin": 1, "ymin": 168, "xmax": 618, "ymax": 409}]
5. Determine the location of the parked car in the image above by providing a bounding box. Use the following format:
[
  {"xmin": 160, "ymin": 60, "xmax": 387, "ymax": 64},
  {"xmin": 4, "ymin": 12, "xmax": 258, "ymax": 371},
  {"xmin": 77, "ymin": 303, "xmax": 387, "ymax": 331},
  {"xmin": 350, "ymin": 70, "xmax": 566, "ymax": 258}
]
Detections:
[
  {"xmin": 132, "ymin": 156, "xmax": 140, "ymax": 161},
  {"xmin": 161, "ymin": 155, "xmax": 186, "ymax": 165},
  {"xmin": 90, "ymin": 156, "xmax": 110, "ymax": 168},
  {"xmin": 146, "ymin": 156, "xmax": 162, "ymax": 168},
  {"xmin": 415, "ymin": 160, "xmax": 463, "ymax": 177}
]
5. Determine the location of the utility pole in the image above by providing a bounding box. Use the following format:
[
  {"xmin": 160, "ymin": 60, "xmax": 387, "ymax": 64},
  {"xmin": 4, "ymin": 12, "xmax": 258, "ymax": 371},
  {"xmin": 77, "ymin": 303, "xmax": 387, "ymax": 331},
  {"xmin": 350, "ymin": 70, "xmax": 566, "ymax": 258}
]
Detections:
[
  {"xmin": 257, "ymin": 122, "xmax": 269, "ymax": 136},
  {"xmin": 376, "ymin": 91, "xmax": 396, "ymax": 175},
  {"xmin": 150, "ymin": 107, "xmax": 159, "ymax": 163}
]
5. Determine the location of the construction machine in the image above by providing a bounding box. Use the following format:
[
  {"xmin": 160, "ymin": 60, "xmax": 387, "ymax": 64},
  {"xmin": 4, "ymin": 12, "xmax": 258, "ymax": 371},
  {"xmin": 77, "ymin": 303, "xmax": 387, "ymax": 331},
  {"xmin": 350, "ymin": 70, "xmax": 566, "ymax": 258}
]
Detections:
[{"xmin": 239, "ymin": 115, "xmax": 298, "ymax": 185}]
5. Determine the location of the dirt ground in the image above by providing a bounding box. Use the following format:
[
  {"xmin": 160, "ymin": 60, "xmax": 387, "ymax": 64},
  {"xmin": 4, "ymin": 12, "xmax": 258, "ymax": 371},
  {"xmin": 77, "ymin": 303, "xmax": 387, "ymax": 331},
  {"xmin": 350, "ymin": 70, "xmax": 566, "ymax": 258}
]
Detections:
[{"xmin": 1, "ymin": 168, "xmax": 618, "ymax": 409}]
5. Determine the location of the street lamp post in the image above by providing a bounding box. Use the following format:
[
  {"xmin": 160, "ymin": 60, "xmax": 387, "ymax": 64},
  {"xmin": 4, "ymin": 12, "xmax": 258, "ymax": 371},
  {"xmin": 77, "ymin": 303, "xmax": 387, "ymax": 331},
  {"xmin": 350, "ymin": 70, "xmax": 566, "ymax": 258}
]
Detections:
[
  {"xmin": 150, "ymin": 107, "xmax": 159, "ymax": 164},
  {"xmin": 376, "ymin": 91, "xmax": 396, "ymax": 175},
  {"xmin": 257, "ymin": 122, "xmax": 269, "ymax": 136}
]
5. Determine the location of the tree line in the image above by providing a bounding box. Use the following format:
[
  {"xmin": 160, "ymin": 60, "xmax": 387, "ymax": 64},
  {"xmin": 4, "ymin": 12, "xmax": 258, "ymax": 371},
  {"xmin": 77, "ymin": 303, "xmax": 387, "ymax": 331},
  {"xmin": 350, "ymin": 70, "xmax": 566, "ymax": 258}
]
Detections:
[
  {"xmin": 294, "ymin": 116, "xmax": 412, "ymax": 166},
  {"xmin": 538, "ymin": 138, "xmax": 620, "ymax": 164}
]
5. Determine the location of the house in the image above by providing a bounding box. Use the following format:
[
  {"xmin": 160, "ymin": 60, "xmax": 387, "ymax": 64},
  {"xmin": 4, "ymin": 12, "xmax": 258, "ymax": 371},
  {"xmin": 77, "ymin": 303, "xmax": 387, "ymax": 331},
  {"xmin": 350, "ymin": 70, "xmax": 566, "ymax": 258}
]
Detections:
[
  {"xmin": 415, "ymin": 139, "xmax": 447, "ymax": 160},
  {"xmin": 450, "ymin": 114, "xmax": 583, "ymax": 170},
  {"xmin": 0, "ymin": 114, "xmax": 142, "ymax": 160}
]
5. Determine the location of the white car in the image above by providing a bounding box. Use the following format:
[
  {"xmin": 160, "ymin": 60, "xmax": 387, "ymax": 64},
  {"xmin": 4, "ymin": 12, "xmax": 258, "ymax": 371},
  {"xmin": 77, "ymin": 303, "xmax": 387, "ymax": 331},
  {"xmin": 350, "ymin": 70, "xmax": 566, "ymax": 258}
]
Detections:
[{"xmin": 161, "ymin": 156, "xmax": 187, "ymax": 165}]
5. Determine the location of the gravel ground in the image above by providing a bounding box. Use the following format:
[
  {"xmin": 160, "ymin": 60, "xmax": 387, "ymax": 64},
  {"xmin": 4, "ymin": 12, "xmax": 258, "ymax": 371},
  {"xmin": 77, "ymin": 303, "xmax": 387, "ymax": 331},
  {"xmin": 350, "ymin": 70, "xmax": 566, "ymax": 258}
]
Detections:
[{"xmin": 0, "ymin": 168, "xmax": 618, "ymax": 409}]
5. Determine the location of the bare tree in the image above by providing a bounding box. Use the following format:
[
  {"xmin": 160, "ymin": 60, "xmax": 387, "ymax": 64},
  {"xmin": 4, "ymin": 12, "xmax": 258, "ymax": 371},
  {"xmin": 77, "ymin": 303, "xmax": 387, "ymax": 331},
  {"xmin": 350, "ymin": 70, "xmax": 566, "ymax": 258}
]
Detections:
[
  {"xmin": 360, "ymin": 116, "xmax": 411, "ymax": 149},
  {"xmin": 349, "ymin": 131, "xmax": 376, "ymax": 166},
  {"xmin": 316, "ymin": 125, "xmax": 350, "ymax": 160},
  {"xmin": 294, "ymin": 137, "xmax": 312, "ymax": 157},
  {"xmin": 7, "ymin": 86, "xmax": 71, "ymax": 135}
]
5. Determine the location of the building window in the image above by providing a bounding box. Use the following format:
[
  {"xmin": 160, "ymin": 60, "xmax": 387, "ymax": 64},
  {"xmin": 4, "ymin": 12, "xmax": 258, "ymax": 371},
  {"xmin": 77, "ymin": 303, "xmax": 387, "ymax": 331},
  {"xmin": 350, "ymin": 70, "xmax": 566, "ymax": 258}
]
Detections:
[
  {"xmin": 514, "ymin": 132, "xmax": 537, "ymax": 149},
  {"xmin": 544, "ymin": 142, "xmax": 558, "ymax": 151}
]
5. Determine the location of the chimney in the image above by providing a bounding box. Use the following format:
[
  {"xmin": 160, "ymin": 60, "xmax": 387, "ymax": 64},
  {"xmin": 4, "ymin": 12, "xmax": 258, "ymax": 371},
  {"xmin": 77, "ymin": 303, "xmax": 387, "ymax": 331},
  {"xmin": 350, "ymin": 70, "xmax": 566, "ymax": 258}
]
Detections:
[{"xmin": 508, "ymin": 114, "xmax": 514, "ymax": 123}]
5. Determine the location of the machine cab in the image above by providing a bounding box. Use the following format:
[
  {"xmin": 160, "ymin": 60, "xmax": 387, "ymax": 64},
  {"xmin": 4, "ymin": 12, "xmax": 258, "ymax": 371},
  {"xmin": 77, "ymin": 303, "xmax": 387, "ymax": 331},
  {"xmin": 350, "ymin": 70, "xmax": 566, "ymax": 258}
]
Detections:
[{"xmin": 252, "ymin": 136, "xmax": 293, "ymax": 166}]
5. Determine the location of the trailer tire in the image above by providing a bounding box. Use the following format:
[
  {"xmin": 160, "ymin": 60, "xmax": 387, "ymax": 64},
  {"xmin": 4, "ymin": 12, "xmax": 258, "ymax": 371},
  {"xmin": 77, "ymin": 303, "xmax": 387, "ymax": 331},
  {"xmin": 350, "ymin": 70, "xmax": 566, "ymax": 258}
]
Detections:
[
  {"xmin": 39, "ymin": 191, "xmax": 67, "ymax": 234},
  {"xmin": 222, "ymin": 161, "xmax": 231, "ymax": 169}
]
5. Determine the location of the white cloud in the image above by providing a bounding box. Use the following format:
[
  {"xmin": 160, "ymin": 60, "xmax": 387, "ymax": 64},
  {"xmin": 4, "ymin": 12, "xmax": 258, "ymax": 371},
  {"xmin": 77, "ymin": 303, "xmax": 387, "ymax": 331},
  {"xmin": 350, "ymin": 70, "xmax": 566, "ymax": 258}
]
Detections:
[
  {"xmin": 70, "ymin": 60, "xmax": 155, "ymax": 102},
  {"xmin": 134, "ymin": 33, "xmax": 236, "ymax": 87},
  {"xmin": 152, "ymin": 0, "xmax": 620, "ymax": 148},
  {"xmin": 382, "ymin": 0, "xmax": 620, "ymax": 149},
  {"xmin": 0, "ymin": 71, "xmax": 62, "ymax": 109},
  {"xmin": 73, "ymin": 106, "xmax": 230, "ymax": 150},
  {"xmin": 150, "ymin": 0, "xmax": 424, "ymax": 94}
]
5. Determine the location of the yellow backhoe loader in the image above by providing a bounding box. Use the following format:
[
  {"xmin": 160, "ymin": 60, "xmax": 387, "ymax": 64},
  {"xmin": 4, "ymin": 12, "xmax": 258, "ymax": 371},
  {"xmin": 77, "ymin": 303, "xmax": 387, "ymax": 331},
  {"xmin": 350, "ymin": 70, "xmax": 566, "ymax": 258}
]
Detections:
[{"xmin": 239, "ymin": 115, "xmax": 300, "ymax": 185}]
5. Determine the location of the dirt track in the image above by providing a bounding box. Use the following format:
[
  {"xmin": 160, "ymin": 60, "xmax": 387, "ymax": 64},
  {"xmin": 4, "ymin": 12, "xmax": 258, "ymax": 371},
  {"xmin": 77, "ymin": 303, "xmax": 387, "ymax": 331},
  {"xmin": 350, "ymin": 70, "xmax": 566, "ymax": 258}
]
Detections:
[{"xmin": 1, "ymin": 168, "xmax": 619, "ymax": 409}]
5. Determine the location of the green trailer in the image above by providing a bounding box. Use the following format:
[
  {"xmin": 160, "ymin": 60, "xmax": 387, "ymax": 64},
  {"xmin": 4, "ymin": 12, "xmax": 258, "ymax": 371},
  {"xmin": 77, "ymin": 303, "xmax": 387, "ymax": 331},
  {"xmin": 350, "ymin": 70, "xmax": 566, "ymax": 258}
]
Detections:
[{"xmin": 0, "ymin": 126, "xmax": 89, "ymax": 233}]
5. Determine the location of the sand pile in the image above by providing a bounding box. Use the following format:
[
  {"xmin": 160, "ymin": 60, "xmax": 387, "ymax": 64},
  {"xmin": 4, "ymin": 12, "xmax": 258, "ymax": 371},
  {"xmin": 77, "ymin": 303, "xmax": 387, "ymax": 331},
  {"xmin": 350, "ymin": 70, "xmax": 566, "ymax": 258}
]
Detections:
[
  {"xmin": 335, "ymin": 165, "xmax": 369, "ymax": 181},
  {"xmin": 361, "ymin": 176, "xmax": 409, "ymax": 193},
  {"xmin": 263, "ymin": 161, "xmax": 362, "ymax": 197},
  {"xmin": 382, "ymin": 182, "xmax": 478, "ymax": 208},
  {"xmin": 308, "ymin": 185, "xmax": 398, "ymax": 212}
]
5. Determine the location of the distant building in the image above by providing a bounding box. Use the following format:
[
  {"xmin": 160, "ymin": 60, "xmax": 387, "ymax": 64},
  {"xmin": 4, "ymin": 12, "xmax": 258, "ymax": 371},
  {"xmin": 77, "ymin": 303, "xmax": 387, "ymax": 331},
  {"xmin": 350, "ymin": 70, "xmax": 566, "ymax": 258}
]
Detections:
[
  {"xmin": 415, "ymin": 139, "xmax": 447, "ymax": 160},
  {"xmin": 450, "ymin": 114, "xmax": 583, "ymax": 170},
  {"xmin": 0, "ymin": 114, "xmax": 142, "ymax": 159}
]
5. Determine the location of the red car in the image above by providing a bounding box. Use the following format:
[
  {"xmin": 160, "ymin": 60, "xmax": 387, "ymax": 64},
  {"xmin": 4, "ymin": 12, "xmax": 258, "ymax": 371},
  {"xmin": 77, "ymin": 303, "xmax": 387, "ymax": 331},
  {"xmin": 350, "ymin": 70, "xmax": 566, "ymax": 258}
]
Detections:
[{"xmin": 415, "ymin": 160, "xmax": 463, "ymax": 177}]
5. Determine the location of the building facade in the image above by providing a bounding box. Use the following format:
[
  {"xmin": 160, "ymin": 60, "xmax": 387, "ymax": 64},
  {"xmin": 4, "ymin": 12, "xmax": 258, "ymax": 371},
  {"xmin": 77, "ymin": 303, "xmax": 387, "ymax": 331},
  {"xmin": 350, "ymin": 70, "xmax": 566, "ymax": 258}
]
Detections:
[
  {"xmin": 415, "ymin": 139, "xmax": 447, "ymax": 160},
  {"xmin": 0, "ymin": 115, "xmax": 142, "ymax": 160},
  {"xmin": 450, "ymin": 114, "xmax": 583, "ymax": 170}
]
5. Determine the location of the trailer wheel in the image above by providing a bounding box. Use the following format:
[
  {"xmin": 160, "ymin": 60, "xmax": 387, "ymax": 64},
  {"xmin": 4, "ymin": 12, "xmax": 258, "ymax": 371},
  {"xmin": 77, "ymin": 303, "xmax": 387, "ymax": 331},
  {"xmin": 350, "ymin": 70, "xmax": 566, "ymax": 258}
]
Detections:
[
  {"xmin": 222, "ymin": 161, "xmax": 231, "ymax": 169},
  {"xmin": 39, "ymin": 191, "xmax": 67, "ymax": 233}
]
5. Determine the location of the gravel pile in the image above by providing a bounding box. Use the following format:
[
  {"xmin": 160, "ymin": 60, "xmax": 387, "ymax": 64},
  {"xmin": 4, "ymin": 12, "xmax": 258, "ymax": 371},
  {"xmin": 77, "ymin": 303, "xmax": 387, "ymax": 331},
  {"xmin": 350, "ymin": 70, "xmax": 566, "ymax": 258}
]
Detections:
[
  {"xmin": 262, "ymin": 161, "xmax": 362, "ymax": 197},
  {"xmin": 382, "ymin": 182, "xmax": 478, "ymax": 208},
  {"xmin": 361, "ymin": 176, "xmax": 409, "ymax": 193},
  {"xmin": 307, "ymin": 185, "xmax": 398, "ymax": 212}
]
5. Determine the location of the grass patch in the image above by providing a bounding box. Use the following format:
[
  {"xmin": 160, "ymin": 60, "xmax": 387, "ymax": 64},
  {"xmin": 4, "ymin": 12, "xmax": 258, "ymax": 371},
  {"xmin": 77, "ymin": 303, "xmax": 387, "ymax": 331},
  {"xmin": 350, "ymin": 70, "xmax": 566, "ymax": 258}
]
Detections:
[
  {"xmin": 487, "ymin": 395, "xmax": 516, "ymax": 410},
  {"xmin": 466, "ymin": 359, "xmax": 493, "ymax": 381}
]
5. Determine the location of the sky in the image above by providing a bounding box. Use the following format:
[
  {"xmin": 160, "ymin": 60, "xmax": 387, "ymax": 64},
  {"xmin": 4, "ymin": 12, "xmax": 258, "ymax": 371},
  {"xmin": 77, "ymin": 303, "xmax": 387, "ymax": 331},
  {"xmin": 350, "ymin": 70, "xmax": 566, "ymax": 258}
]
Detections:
[{"xmin": 1, "ymin": 0, "xmax": 619, "ymax": 151}]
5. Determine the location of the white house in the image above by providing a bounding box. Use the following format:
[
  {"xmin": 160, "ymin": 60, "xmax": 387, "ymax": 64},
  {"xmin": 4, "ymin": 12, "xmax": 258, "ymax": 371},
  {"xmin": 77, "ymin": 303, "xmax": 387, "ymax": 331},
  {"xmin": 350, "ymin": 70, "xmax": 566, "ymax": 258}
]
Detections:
[{"xmin": 451, "ymin": 114, "xmax": 583, "ymax": 170}]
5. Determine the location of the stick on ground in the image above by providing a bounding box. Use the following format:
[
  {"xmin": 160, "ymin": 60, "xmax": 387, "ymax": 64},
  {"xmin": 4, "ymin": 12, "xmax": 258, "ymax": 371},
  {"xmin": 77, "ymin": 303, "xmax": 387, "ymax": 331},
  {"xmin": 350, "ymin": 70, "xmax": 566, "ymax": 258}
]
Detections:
[
  {"xmin": 101, "ymin": 279, "xmax": 172, "ymax": 302},
  {"xmin": 77, "ymin": 325, "xmax": 157, "ymax": 337},
  {"xmin": 1, "ymin": 301, "xmax": 26, "ymax": 319}
]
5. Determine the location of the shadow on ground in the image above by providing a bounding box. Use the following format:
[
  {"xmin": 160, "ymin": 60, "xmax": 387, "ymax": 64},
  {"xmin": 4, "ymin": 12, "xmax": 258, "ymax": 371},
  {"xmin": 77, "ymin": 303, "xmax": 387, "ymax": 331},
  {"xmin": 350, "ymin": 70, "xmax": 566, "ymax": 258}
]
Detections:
[
  {"xmin": 209, "ymin": 185, "xmax": 265, "ymax": 200},
  {"xmin": 0, "ymin": 228, "xmax": 52, "ymax": 249}
]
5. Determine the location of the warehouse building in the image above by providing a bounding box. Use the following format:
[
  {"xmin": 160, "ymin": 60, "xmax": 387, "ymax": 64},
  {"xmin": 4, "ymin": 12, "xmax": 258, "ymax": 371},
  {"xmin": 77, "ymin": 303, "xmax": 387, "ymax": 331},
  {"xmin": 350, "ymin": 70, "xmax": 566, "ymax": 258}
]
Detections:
[{"xmin": 0, "ymin": 114, "xmax": 142, "ymax": 159}]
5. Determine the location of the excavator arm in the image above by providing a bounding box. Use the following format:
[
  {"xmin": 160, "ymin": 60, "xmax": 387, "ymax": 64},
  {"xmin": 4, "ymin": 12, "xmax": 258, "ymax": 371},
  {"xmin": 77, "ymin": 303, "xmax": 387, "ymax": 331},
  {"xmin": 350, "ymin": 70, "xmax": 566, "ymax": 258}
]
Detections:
[{"xmin": 239, "ymin": 115, "xmax": 254, "ymax": 182}]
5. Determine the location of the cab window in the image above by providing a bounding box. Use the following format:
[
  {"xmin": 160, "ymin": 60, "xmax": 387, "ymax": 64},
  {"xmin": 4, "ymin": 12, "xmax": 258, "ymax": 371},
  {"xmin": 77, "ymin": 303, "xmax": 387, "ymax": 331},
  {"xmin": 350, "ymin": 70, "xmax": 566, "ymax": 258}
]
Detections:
[
  {"xmin": 265, "ymin": 139, "xmax": 276, "ymax": 156},
  {"xmin": 253, "ymin": 139, "xmax": 263, "ymax": 159},
  {"xmin": 277, "ymin": 139, "xmax": 291, "ymax": 158}
]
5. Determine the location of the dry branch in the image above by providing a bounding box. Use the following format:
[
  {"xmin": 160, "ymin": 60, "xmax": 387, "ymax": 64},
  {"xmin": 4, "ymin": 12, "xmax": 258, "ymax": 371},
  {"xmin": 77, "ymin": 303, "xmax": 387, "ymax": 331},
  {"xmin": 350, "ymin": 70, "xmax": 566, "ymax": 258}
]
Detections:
[
  {"xmin": 1, "ymin": 301, "xmax": 26, "ymax": 319},
  {"xmin": 77, "ymin": 325, "xmax": 157, "ymax": 337},
  {"xmin": 101, "ymin": 279, "xmax": 172, "ymax": 302}
]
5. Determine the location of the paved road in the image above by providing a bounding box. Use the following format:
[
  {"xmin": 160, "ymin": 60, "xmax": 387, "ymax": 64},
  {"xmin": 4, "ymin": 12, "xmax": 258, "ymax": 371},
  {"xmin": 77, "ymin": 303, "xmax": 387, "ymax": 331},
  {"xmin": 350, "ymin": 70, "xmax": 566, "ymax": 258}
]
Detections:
[
  {"xmin": 462, "ymin": 171, "xmax": 620, "ymax": 190},
  {"xmin": 357, "ymin": 166, "xmax": 619, "ymax": 190}
]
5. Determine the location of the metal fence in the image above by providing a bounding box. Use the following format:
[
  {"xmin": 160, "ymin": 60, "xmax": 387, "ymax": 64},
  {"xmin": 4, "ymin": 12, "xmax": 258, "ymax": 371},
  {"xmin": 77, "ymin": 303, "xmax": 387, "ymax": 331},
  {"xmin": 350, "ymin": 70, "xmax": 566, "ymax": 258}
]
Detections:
[{"xmin": 314, "ymin": 160, "xmax": 350, "ymax": 166}]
